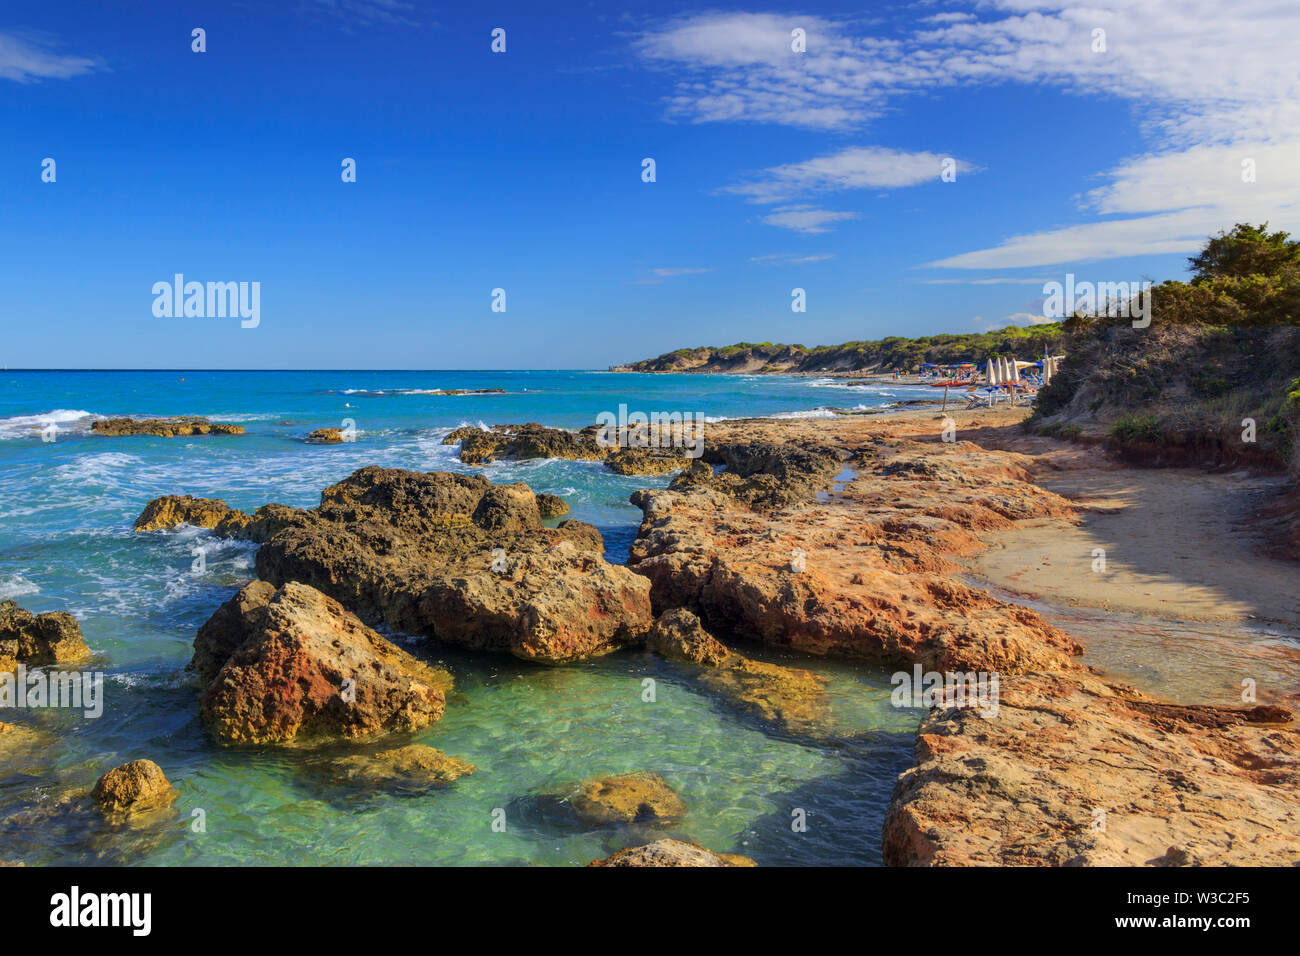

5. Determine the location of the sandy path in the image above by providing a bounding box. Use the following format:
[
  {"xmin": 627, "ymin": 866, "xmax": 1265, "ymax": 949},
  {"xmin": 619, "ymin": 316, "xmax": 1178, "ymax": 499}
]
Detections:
[{"xmin": 967, "ymin": 464, "xmax": 1300, "ymax": 627}]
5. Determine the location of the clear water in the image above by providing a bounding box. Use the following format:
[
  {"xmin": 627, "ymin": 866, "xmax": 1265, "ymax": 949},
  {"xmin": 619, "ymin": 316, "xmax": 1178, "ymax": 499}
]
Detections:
[{"xmin": 0, "ymin": 370, "xmax": 932, "ymax": 866}]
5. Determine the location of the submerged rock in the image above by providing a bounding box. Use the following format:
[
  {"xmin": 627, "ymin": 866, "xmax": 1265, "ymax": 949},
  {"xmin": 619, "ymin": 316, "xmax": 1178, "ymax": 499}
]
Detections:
[
  {"xmin": 648, "ymin": 609, "xmax": 831, "ymax": 737},
  {"xmin": 565, "ymin": 772, "xmax": 687, "ymax": 827},
  {"xmin": 0, "ymin": 601, "xmax": 90, "ymax": 668},
  {"xmin": 318, "ymin": 744, "xmax": 476, "ymax": 792},
  {"xmin": 91, "ymin": 760, "xmax": 178, "ymax": 814},
  {"xmin": 590, "ymin": 839, "xmax": 756, "ymax": 867},
  {"xmin": 91, "ymin": 417, "xmax": 244, "ymax": 437},
  {"xmin": 197, "ymin": 581, "xmax": 453, "ymax": 745}
]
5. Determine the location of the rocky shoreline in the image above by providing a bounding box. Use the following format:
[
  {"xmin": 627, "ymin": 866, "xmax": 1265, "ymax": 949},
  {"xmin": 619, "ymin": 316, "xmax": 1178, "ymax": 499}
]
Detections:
[{"xmin": 14, "ymin": 403, "xmax": 1295, "ymax": 865}]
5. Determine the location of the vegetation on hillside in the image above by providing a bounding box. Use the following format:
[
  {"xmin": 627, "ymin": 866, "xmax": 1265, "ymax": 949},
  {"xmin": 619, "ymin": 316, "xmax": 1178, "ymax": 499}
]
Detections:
[
  {"xmin": 620, "ymin": 324, "xmax": 1065, "ymax": 374},
  {"xmin": 1033, "ymin": 223, "xmax": 1300, "ymax": 477}
]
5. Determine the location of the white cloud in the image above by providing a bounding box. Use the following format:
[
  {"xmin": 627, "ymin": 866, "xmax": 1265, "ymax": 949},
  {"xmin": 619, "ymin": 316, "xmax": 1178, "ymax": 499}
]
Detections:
[
  {"xmin": 638, "ymin": 3, "xmax": 1300, "ymax": 267},
  {"xmin": 750, "ymin": 253, "xmax": 836, "ymax": 265},
  {"xmin": 0, "ymin": 32, "xmax": 99, "ymax": 83},
  {"xmin": 632, "ymin": 267, "xmax": 714, "ymax": 285},
  {"xmin": 726, "ymin": 146, "xmax": 968, "ymax": 203},
  {"xmin": 760, "ymin": 206, "xmax": 858, "ymax": 234}
]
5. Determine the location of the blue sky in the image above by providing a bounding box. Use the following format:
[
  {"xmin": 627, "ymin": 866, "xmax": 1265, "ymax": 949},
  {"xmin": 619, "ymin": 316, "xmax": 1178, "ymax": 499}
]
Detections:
[{"xmin": 2, "ymin": 0, "xmax": 1297, "ymax": 369}]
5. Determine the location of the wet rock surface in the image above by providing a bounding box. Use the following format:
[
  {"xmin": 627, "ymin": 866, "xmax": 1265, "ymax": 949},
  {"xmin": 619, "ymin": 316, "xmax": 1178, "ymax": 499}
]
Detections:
[
  {"xmin": 0, "ymin": 601, "xmax": 90, "ymax": 668},
  {"xmin": 648, "ymin": 609, "xmax": 832, "ymax": 737},
  {"xmin": 314, "ymin": 744, "xmax": 476, "ymax": 793},
  {"xmin": 306, "ymin": 427, "xmax": 345, "ymax": 444},
  {"xmin": 197, "ymin": 581, "xmax": 453, "ymax": 745},
  {"xmin": 590, "ymin": 838, "xmax": 757, "ymax": 867},
  {"xmin": 91, "ymin": 417, "xmax": 244, "ymax": 437},
  {"xmin": 562, "ymin": 772, "xmax": 687, "ymax": 827},
  {"xmin": 91, "ymin": 759, "xmax": 178, "ymax": 814}
]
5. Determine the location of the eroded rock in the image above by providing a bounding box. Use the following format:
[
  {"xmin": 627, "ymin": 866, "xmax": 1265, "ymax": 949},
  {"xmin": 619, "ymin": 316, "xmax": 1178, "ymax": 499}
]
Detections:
[
  {"xmin": 883, "ymin": 672, "xmax": 1300, "ymax": 866},
  {"xmin": 91, "ymin": 417, "xmax": 244, "ymax": 437},
  {"xmin": 0, "ymin": 601, "xmax": 90, "ymax": 668},
  {"xmin": 198, "ymin": 581, "xmax": 452, "ymax": 745},
  {"xmin": 91, "ymin": 760, "xmax": 178, "ymax": 814},
  {"xmin": 648, "ymin": 609, "xmax": 831, "ymax": 737}
]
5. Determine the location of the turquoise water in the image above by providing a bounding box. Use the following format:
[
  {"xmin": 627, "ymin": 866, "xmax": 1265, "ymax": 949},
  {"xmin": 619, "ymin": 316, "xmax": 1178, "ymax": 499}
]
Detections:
[{"xmin": 0, "ymin": 370, "xmax": 930, "ymax": 866}]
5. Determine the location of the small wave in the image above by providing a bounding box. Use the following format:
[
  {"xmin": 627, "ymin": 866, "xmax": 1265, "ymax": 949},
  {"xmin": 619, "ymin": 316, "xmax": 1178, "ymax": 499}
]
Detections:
[
  {"xmin": 0, "ymin": 575, "xmax": 40, "ymax": 600},
  {"xmin": 0, "ymin": 409, "xmax": 97, "ymax": 439}
]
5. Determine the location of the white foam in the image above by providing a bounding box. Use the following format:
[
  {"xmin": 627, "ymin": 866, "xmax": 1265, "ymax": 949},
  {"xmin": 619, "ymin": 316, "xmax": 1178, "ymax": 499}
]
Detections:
[
  {"xmin": 0, "ymin": 575, "xmax": 39, "ymax": 600},
  {"xmin": 0, "ymin": 409, "xmax": 97, "ymax": 439}
]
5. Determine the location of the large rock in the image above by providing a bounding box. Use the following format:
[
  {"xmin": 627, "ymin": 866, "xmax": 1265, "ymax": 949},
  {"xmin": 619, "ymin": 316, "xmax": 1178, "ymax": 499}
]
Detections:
[
  {"xmin": 0, "ymin": 601, "xmax": 90, "ymax": 668},
  {"xmin": 249, "ymin": 468, "xmax": 650, "ymax": 663},
  {"xmin": 197, "ymin": 581, "xmax": 452, "ymax": 745},
  {"xmin": 92, "ymin": 417, "xmax": 244, "ymax": 437},
  {"xmin": 410, "ymin": 541, "xmax": 652, "ymax": 663},
  {"xmin": 590, "ymin": 839, "xmax": 756, "ymax": 867},
  {"xmin": 91, "ymin": 760, "xmax": 177, "ymax": 814},
  {"xmin": 443, "ymin": 423, "xmax": 604, "ymax": 464},
  {"xmin": 883, "ymin": 672, "xmax": 1299, "ymax": 866},
  {"xmin": 134, "ymin": 494, "xmax": 239, "ymax": 532},
  {"xmin": 627, "ymin": 437, "xmax": 1082, "ymax": 674}
]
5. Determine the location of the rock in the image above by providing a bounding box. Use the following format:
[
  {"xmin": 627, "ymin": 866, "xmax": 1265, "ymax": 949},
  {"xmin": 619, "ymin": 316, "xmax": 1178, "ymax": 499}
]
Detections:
[
  {"xmin": 444, "ymin": 422, "xmax": 697, "ymax": 477},
  {"xmin": 91, "ymin": 417, "xmax": 244, "ymax": 437},
  {"xmin": 198, "ymin": 581, "xmax": 453, "ymax": 745},
  {"xmin": 627, "ymin": 436, "xmax": 1082, "ymax": 674},
  {"xmin": 535, "ymin": 493, "xmax": 569, "ymax": 519},
  {"xmin": 648, "ymin": 608, "xmax": 731, "ymax": 666},
  {"xmin": 91, "ymin": 760, "xmax": 178, "ymax": 814},
  {"xmin": 668, "ymin": 440, "xmax": 844, "ymax": 510},
  {"xmin": 247, "ymin": 467, "xmax": 650, "ymax": 663},
  {"xmin": 566, "ymin": 772, "xmax": 686, "ymax": 826},
  {"xmin": 411, "ymin": 540, "xmax": 653, "ymax": 663},
  {"xmin": 443, "ymin": 423, "xmax": 604, "ymax": 464},
  {"xmin": 882, "ymin": 672, "xmax": 1300, "ymax": 866},
  {"xmin": 190, "ymin": 580, "xmax": 276, "ymax": 684},
  {"xmin": 606, "ymin": 448, "xmax": 690, "ymax": 476},
  {"xmin": 306, "ymin": 427, "xmax": 344, "ymax": 444},
  {"xmin": 648, "ymin": 609, "xmax": 831, "ymax": 737},
  {"xmin": 590, "ymin": 839, "xmax": 756, "ymax": 867},
  {"xmin": 134, "ymin": 494, "xmax": 240, "ymax": 532},
  {"xmin": 133, "ymin": 494, "xmax": 305, "ymax": 541},
  {"xmin": 319, "ymin": 745, "xmax": 476, "ymax": 792},
  {"xmin": 0, "ymin": 601, "xmax": 90, "ymax": 668}
]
